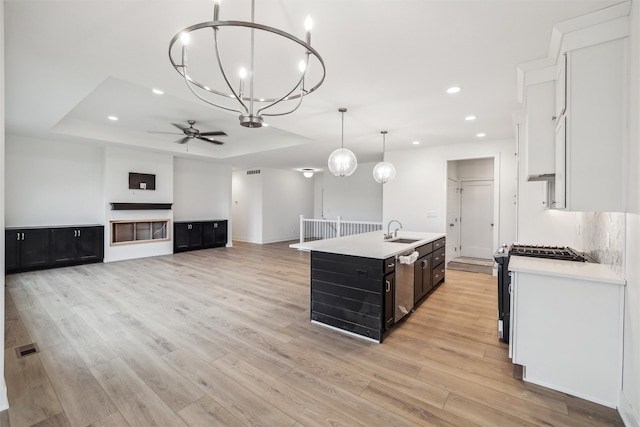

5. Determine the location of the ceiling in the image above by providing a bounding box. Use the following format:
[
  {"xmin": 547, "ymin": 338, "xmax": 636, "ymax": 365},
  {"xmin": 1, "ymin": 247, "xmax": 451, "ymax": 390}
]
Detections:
[{"xmin": 4, "ymin": 0, "xmax": 621, "ymax": 172}]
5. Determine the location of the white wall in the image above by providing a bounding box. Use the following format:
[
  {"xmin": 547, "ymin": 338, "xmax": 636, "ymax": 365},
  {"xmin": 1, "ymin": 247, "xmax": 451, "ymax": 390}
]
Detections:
[
  {"xmin": 103, "ymin": 146, "xmax": 174, "ymax": 262},
  {"xmin": 262, "ymin": 169, "xmax": 314, "ymax": 243},
  {"xmin": 313, "ymin": 172, "xmax": 323, "ymax": 218},
  {"xmin": 173, "ymin": 158, "xmax": 232, "ymax": 244},
  {"xmin": 231, "ymin": 168, "xmax": 314, "ymax": 243},
  {"xmin": 0, "ymin": 0, "xmax": 8, "ymax": 411},
  {"xmin": 5, "ymin": 135, "xmax": 104, "ymax": 227},
  {"xmin": 321, "ymin": 162, "xmax": 383, "ymax": 222},
  {"xmin": 232, "ymin": 170, "xmax": 263, "ymax": 243},
  {"xmin": 384, "ymin": 139, "xmax": 517, "ymax": 249},
  {"xmin": 621, "ymin": 1, "xmax": 640, "ymax": 425}
]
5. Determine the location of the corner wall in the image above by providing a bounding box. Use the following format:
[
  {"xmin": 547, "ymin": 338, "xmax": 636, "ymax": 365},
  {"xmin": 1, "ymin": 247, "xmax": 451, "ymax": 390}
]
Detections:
[
  {"xmin": 321, "ymin": 162, "xmax": 383, "ymax": 222},
  {"xmin": 620, "ymin": 1, "xmax": 640, "ymax": 425},
  {"xmin": 0, "ymin": 0, "xmax": 8, "ymax": 411},
  {"xmin": 231, "ymin": 168, "xmax": 313, "ymax": 244}
]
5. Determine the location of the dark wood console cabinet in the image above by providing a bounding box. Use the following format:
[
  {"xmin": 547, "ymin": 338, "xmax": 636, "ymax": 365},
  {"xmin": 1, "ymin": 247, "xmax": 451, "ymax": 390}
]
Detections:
[
  {"xmin": 174, "ymin": 220, "xmax": 227, "ymax": 253},
  {"xmin": 5, "ymin": 225, "xmax": 104, "ymax": 274}
]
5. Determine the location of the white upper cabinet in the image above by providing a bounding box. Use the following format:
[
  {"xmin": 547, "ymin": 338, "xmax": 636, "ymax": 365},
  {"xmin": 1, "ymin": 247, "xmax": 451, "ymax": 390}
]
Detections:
[
  {"xmin": 525, "ymin": 81, "xmax": 556, "ymax": 181},
  {"xmin": 556, "ymin": 38, "xmax": 625, "ymax": 212},
  {"xmin": 516, "ymin": 1, "xmax": 629, "ymax": 212}
]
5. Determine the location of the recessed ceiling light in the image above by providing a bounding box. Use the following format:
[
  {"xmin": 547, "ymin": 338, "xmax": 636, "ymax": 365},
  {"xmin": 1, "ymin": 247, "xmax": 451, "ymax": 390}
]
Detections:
[
  {"xmin": 152, "ymin": 88, "xmax": 164, "ymax": 95},
  {"xmin": 412, "ymin": 141, "xmax": 420, "ymax": 145},
  {"xmin": 446, "ymin": 86, "xmax": 461, "ymax": 94},
  {"xmin": 108, "ymin": 116, "xmax": 118, "ymax": 121},
  {"xmin": 465, "ymin": 115, "xmax": 476, "ymax": 121},
  {"xmin": 476, "ymin": 132, "xmax": 486, "ymax": 138}
]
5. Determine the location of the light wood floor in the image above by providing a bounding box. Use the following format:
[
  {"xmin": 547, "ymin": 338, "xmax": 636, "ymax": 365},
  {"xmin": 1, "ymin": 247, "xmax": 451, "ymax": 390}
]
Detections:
[{"xmin": 4, "ymin": 241, "xmax": 623, "ymax": 427}]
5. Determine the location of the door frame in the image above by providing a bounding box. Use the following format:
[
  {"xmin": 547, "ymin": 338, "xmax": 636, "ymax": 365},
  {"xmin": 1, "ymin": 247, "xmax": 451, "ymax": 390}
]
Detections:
[
  {"xmin": 445, "ymin": 177, "xmax": 460, "ymax": 263},
  {"xmin": 444, "ymin": 156, "xmax": 500, "ymax": 259}
]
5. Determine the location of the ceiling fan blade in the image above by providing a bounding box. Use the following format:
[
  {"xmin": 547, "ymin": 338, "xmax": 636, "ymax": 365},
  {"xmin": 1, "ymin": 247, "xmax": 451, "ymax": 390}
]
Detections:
[
  {"xmin": 198, "ymin": 136, "xmax": 224, "ymax": 145},
  {"xmin": 175, "ymin": 137, "xmax": 190, "ymax": 144},
  {"xmin": 171, "ymin": 123, "xmax": 188, "ymax": 132},
  {"xmin": 199, "ymin": 131, "xmax": 228, "ymax": 137}
]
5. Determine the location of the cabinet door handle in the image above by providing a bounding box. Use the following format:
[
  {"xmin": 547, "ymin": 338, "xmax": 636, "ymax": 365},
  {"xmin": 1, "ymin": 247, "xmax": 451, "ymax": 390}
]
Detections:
[
  {"xmin": 21, "ymin": 233, "xmax": 25, "ymax": 240},
  {"xmin": 214, "ymin": 223, "xmax": 218, "ymax": 228},
  {"xmin": 16, "ymin": 232, "xmax": 20, "ymax": 241},
  {"xmin": 387, "ymin": 263, "xmax": 395, "ymax": 268},
  {"xmin": 78, "ymin": 229, "xmax": 81, "ymax": 237},
  {"xmin": 74, "ymin": 230, "xmax": 77, "ymax": 237},
  {"xmin": 385, "ymin": 280, "xmax": 391, "ymax": 292},
  {"xmin": 422, "ymin": 260, "xmax": 428, "ymax": 269},
  {"xmin": 434, "ymin": 274, "xmax": 439, "ymax": 278}
]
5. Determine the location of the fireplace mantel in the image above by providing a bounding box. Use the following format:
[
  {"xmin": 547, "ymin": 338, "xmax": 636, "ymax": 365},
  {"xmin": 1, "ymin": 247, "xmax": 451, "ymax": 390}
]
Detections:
[{"xmin": 110, "ymin": 202, "xmax": 173, "ymax": 211}]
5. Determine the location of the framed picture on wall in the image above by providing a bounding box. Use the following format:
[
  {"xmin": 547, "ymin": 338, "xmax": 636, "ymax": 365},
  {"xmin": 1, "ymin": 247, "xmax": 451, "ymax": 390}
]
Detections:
[{"xmin": 129, "ymin": 172, "xmax": 156, "ymax": 190}]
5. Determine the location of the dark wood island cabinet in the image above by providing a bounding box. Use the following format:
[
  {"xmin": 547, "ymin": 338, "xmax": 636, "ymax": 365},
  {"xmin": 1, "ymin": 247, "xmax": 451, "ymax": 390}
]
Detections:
[{"xmin": 294, "ymin": 231, "xmax": 446, "ymax": 342}]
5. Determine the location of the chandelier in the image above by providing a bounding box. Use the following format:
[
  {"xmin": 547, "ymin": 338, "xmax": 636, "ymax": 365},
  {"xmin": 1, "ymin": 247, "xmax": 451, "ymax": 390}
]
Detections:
[
  {"xmin": 373, "ymin": 131, "xmax": 396, "ymax": 184},
  {"xmin": 328, "ymin": 108, "xmax": 358, "ymax": 177},
  {"xmin": 168, "ymin": 0, "xmax": 326, "ymax": 128}
]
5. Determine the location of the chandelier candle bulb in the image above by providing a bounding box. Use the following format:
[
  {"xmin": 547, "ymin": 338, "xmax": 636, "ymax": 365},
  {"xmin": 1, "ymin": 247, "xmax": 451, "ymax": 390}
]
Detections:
[{"xmin": 305, "ymin": 15, "xmax": 313, "ymax": 44}]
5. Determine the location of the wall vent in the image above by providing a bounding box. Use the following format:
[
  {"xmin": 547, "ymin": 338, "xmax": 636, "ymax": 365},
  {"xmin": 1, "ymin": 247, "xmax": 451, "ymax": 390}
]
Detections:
[
  {"xmin": 16, "ymin": 343, "xmax": 39, "ymax": 358},
  {"xmin": 246, "ymin": 169, "xmax": 261, "ymax": 175}
]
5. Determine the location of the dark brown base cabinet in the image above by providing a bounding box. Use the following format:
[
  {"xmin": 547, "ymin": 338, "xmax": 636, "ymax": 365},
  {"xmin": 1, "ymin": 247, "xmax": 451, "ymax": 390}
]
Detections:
[
  {"xmin": 414, "ymin": 237, "xmax": 446, "ymax": 304},
  {"xmin": 310, "ymin": 251, "xmax": 396, "ymax": 343},
  {"xmin": 174, "ymin": 220, "xmax": 227, "ymax": 253},
  {"xmin": 5, "ymin": 225, "xmax": 104, "ymax": 274}
]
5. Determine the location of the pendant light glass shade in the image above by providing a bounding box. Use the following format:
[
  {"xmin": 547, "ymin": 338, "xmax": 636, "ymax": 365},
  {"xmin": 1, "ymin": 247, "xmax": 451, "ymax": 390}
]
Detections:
[
  {"xmin": 328, "ymin": 148, "xmax": 358, "ymax": 177},
  {"xmin": 373, "ymin": 161, "xmax": 396, "ymax": 183},
  {"xmin": 373, "ymin": 131, "xmax": 396, "ymax": 184},
  {"xmin": 328, "ymin": 108, "xmax": 358, "ymax": 177}
]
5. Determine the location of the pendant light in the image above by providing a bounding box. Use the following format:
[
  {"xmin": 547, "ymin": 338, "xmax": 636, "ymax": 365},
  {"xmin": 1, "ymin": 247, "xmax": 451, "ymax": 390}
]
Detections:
[
  {"xmin": 373, "ymin": 131, "xmax": 396, "ymax": 184},
  {"xmin": 328, "ymin": 108, "xmax": 358, "ymax": 177}
]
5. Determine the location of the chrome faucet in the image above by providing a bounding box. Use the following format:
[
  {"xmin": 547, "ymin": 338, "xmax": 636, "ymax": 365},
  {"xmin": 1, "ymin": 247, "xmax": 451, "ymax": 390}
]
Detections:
[{"xmin": 385, "ymin": 220, "xmax": 403, "ymax": 240}]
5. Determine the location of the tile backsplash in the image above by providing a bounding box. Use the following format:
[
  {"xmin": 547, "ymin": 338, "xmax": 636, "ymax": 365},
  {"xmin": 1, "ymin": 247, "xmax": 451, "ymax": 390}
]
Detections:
[{"xmin": 578, "ymin": 212, "xmax": 625, "ymax": 276}]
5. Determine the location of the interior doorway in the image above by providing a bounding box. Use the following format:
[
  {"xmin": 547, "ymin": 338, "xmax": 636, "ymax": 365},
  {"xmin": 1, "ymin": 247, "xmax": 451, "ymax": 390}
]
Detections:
[{"xmin": 446, "ymin": 158, "xmax": 495, "ymax": 267}]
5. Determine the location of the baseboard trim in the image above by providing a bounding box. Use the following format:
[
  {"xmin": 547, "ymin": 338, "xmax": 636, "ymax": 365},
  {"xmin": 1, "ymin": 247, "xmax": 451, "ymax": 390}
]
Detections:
[{"xmin": 619, "ymin": 390, "xmax": 640, "ymax": 427}]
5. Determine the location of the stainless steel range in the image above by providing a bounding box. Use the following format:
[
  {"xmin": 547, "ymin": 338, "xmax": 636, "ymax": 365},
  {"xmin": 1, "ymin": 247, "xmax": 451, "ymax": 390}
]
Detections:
[{"xmin": 493, "ymin": 244, "xmax": 589, "ymax": 343}]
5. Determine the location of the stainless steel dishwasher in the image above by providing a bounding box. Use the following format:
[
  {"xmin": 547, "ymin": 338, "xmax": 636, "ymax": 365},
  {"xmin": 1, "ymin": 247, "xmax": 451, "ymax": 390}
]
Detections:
[{"xmin": 395, "ymin": 250, "xmax": 418, "ymax": 322}]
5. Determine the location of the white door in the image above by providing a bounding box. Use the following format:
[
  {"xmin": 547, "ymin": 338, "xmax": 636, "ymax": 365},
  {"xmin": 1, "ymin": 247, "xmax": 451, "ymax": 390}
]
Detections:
[
  {"xmin": 446, "ymin": 178, "xmax": 460, "ymax": 263},
  {"xmin": 460, "ymin": 180, "xmax": 494, "ymax": 259}
]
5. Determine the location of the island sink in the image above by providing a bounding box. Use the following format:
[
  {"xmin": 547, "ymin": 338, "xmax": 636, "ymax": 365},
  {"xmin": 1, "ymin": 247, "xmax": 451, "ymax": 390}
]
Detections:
[{"xmin": 383, "ymin": 237, "xmax": 421, "ymax": 244}]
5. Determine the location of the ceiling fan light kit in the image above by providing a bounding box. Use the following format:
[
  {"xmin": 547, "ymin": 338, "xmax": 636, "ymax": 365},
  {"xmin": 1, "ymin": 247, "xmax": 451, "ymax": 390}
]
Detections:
[
  {"xmin": 328, "ymin": 108, "xmax": 358, "ymax": 177},
  {"xmin": 168, "ymin": 0, "xmax": 326, "ymax": 128},
  {"xmin": 373, "ymin": 131, "xmax": 396, "ymax": 184}
]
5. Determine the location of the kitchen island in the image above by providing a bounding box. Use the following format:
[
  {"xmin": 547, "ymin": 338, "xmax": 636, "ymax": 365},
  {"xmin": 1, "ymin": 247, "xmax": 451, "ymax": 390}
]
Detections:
[{"xmin": 291, "ymin": 230, "xmax": 446, "ymax": 342}]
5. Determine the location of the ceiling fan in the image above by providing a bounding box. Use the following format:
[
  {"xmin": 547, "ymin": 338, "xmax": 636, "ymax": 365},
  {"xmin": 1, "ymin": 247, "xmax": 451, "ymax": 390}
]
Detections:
[{"xmin": 171, "ymin": 120, "xmax": 228, "ymax": 145}]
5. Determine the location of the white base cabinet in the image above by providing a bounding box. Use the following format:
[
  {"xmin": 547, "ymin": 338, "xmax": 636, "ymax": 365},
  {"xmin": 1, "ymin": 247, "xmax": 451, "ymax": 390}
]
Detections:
[{"xmin": 510, "ymin": 263, "xmax": 624, "ymax": 408}]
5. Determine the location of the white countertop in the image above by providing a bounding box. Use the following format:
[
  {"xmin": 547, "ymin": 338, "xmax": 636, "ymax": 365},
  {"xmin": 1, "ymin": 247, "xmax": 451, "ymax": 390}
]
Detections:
[
  {"xmin": 509, "ymin": 256, "xmax": 625, "ymax": 285},
  {"xmin": 289, "ymin": 230, "xmax": 446, "ymax": 259}
]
